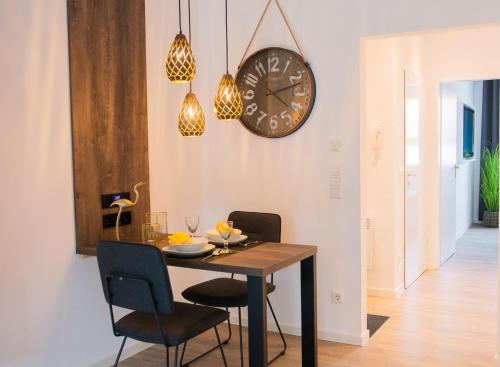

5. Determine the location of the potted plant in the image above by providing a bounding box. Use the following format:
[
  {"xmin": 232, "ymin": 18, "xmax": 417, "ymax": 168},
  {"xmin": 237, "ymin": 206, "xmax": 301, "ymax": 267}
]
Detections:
[{"xmin": 481, "ymin": 146, "xmax": 499, "ymax": 227}]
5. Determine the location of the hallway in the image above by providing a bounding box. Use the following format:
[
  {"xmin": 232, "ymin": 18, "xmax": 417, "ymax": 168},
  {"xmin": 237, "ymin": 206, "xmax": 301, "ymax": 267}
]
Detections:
[
  {"xmin": 121, "ymin": 226, "xmax": 498, "ymax": 366},
  {"xmin": 365, "ymin": 225, "xmax": 498, "ymax": 366}
]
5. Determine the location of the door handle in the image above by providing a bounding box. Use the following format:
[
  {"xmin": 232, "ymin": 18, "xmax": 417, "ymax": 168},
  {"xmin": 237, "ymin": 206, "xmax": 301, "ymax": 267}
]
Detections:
[{"xmin": 406, "ymin": 171, "xmax": 417, "ymax": 188}]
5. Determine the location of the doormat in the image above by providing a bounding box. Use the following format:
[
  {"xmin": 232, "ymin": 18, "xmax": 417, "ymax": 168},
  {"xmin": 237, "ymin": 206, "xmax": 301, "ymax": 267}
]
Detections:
[{"xmin": 367, "ymin": 314, "xmax": 389, "ymax": 336}]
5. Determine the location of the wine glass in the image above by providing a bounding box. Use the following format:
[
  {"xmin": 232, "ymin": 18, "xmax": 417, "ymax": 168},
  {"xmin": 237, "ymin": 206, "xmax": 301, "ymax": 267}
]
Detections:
[
  {"xmin": 217, "ymin": 220, "xmax": 233, "ymax": 254},
  {"xmin": 185, "ymin": 215, "xmax": 199, "ymax": 238}
]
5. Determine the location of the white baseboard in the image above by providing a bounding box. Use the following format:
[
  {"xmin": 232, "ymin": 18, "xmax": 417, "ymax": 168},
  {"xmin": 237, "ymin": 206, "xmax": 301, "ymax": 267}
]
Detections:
[
  {"xmin": 367, "ymin": 284, "xmax": 404, "ymax": 298},
  {"xmin": 88, "ymin": 341, "xmax": 152, "ymax": 367},
  {"xmin": 231, "ymin": 315, "xmax": 369, "ymax": 346}
]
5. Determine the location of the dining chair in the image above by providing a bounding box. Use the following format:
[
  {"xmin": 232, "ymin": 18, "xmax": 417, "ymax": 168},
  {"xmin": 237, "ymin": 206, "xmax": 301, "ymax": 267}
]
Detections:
[
  {"xmin": 96, "ymin": 240, "xmax": 229, "ymax": 367},
  {"xmin": 181, "ymin": 211, "xmax": 286, "ymax": 366}
]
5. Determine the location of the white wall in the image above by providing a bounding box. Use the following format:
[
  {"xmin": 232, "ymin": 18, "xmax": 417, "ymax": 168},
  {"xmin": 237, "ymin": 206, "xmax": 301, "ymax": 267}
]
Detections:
[
  {"xmin": 147, "ymin": 0, "xmax": 500, "ymax": 349},
  {"xmin": 362, "ymin": 24, "xmax": 500, "ymax": 356},
  {"xmin": 363, "ymin": 37, "xmax": 405, "ymax": 296},
  {"xmin": 0, "ymin": 1, "xmax": 145, "ymax": 367},
  {"xmin": 3, "ymin": 0, "xmax": 500, "ymax": 366}
]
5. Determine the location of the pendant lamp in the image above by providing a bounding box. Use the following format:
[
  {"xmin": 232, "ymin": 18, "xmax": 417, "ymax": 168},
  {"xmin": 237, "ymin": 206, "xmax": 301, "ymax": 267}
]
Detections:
[
  {"xmin": 178, "ymin": 0, "xmax": 205, "ymax": 136},
  {"xmin": 166, "ymin": 0, "xmax": 196, "ymax": 83},
  {"xmin": 214, "ymin": 0, "xmax": 243, "ymax": 120},
  {"xmin": 178, "ymin": 91, "xmax": 205, "ymax": 136}
]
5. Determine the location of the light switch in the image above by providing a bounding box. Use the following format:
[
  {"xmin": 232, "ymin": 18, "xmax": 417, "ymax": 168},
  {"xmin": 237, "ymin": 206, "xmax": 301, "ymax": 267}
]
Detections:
[{"xmin": 330, "ymin": 165, "xmax": 341, "ymax": 199}]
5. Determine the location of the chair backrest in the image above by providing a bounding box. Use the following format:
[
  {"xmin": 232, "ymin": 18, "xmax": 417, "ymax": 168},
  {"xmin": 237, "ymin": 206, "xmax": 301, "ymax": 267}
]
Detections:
[
  {"xmin": 96, "ymin": 241, "xmax": 175, "ymax": 315},
  {"xmin": 228, "ymin": 211, "xmax": 281, "ymax": 242}
]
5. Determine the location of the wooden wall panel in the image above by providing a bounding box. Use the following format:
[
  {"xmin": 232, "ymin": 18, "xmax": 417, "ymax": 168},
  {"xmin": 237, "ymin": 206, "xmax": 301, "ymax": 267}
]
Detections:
[{"xmin": 67, "ymin": 0, "xmax": 150, "ymax": 253}]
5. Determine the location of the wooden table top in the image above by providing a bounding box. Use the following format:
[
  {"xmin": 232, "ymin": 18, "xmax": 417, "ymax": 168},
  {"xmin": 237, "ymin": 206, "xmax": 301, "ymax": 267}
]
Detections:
[
  {"xmin": 163, "ymin": 242, "xmax": 317, "ymax": 277},
  {"xmin": 78, "ymin": 241, "xmax": 317, "ymax": 277}
]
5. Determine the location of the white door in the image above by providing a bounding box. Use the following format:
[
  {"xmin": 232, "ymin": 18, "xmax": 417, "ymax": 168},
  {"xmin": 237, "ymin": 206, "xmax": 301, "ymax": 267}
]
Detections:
[
  {"xmin": 439, "ymin": 84, "xmax": 458, "ymax": 264},
  {"xmin": 404, "ymin": 70, "xmax": 426, "ymax": 288}
]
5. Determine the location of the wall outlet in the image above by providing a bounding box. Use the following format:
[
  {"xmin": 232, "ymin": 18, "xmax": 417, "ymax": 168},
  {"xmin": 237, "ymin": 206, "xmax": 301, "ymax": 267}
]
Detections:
[{"xmin": 331, "ymin": 291, "xmax": 344, "ymax": 304}]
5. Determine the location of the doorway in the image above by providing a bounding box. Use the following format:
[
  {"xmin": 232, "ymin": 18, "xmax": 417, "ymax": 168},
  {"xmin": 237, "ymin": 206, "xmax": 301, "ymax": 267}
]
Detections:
[
  {"xmin": 361, "ymin": 23, "xmax": 500, "ymax": 354},
  {"xmin": 440, "ymin": 79, "xmax": 499, "ymax": 267}
]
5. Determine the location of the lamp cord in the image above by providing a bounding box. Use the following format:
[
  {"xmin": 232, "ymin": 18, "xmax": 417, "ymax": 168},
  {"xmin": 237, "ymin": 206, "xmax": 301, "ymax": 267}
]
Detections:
[
  {"xmin": 188, "ymin": 0, "xmax": 192, "ymax": 92},
  {"xmin": 178, "ymin": 0, "xmax": 182, "ymax": 33},
  {"xmin": 225, "ymin": 0, "xmax": 229, "ymax": 74}
]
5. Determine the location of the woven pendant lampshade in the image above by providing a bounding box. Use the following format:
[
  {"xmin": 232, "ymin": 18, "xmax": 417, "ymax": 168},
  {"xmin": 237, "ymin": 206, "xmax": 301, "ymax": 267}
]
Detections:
[
  {"xmin": 166, "ymin": 33, "xmax": 196, "ymax": 83},
  {"xmin": 214, "ymin": 74, "xmax": 243, "ymax": 120},
  {"xmin": 178, "ymin": 92, "xmax": 205, "ymax": 136},
  {"xmin": 166, "ymin": 0, "xmax": 196, "ymax": 83},
  {"xmin": 214, "ymin": 0, "xmax": 242, "ymax": 120}
]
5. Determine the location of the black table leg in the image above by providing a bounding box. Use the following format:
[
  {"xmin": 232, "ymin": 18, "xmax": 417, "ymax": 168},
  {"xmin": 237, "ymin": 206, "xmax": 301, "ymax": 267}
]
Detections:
[
  {"xmin": 301, "ymin": 255, "xmax": 317, "ymax": 366},
  {"xmin": 247, "ymin": 275, "xmax": 267, "ymax": 367}
]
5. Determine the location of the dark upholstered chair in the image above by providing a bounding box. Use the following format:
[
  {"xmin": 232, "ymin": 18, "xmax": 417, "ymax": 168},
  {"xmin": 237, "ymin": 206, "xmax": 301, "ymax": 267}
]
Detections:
[
  {"xmin": 96, "ymin": 241, "xmax": 229, "ymax": 367},
  {"xmin": 181, "ymin": 211, "xmax": 286, "ymax": 366}
]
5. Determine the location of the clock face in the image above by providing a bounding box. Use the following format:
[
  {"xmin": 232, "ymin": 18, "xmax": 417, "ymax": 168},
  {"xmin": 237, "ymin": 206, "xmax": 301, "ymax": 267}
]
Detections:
[{"xmin": 236, "ymin": 47, "xmax": 316, "ymax": 138}]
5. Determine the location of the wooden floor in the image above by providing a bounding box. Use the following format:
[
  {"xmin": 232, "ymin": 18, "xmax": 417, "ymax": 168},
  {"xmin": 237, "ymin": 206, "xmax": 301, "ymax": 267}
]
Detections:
[{"xmin": 121, "ymin": 226, "xmax": 498, "ymax": 366}]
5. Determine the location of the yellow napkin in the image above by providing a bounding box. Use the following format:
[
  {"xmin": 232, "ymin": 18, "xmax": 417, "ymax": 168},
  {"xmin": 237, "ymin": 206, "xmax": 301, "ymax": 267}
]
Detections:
[
  {"xmin": 216, "ymin": 221, "xmax": 236, "ymax": 234},
  {"xmin": 168, "ymin": 232, "xmax": 193, "ymax": 244}
]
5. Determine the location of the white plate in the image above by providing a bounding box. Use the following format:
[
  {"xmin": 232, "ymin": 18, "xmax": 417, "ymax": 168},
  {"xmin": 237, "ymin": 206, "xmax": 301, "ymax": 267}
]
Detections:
[
  {"xmin": 209, "ymin": 234, "xmax": 248, "ymax": 245},
  {"xmin": 169, "ymin": 237, "xmax": 208, "ymax": 252},
  {"xmin": 206, "ymin": 229, "xmax": 242, "ymax": 242},
  {"xmin": 162, "ymin": 243, "xmax": 215, "ymax": 257}
]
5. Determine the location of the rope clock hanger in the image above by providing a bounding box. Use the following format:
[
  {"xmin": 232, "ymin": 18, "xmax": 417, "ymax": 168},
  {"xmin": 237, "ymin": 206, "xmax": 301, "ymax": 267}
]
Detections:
[{"xmin": 235, "ymin": 0, "xmax": 316, "ymax": 138}]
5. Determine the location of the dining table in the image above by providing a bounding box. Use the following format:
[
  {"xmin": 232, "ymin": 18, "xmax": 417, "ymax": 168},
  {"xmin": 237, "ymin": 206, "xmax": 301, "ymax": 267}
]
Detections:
[{"xmin": 160, "ymin": 241, "xmax": 318, "ymax": 367}]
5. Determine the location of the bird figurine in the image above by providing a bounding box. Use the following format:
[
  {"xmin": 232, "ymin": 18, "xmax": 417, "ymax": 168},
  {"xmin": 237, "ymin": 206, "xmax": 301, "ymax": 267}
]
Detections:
[{"xmin": 110, "ymin": 181, "xmax": 147, "ymax": 240}]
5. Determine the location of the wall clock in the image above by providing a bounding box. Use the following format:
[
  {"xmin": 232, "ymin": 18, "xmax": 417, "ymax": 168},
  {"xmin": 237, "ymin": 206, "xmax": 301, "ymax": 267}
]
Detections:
[{"xmin": 236, "ymin": 47, "xmax": 316, "ymax": 138}]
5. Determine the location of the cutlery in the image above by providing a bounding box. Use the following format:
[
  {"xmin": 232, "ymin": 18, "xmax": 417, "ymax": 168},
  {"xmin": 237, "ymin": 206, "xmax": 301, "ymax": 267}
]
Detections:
[
  {"xmin": 202, "ymin": 248, "xmax": 222, "ymax": 261},
  {"xmin": 240, "ymin": 240, "xmax": 260, "ymax": 247}
]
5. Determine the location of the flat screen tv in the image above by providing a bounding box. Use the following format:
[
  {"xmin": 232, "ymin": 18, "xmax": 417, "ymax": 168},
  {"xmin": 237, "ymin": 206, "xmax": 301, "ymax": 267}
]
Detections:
[{"xmin": 463, "ymin": 106, "xmax": 474, "ymax": 159}]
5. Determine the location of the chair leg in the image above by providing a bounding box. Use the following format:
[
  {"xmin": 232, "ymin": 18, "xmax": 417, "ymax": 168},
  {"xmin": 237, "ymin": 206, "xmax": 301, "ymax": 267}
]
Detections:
[
  {"xmin": 179, "ymin": 342, "xmax": 187, "ymax": 366},
  {"xmin": 238, "ymin": 307, "xmax": 244, "ymax": 367},
  {"xmin": 180, "ymin": 313, "xmax": 232, "ymax": 366},
  {"xmin": 196, "ymin": 303, "xmax": 232, "ymax": 344},
  {"xmin": 214, "ymin": 326, "xmax": 228, "ymax": 367},
  {"xmin": 113, "ymin": 336, "xmax": 127, "ymax": 367},
  {"xmin": 173, "ymin": 346, "xmax": 179, "ymax": 367},
  {"xmin": 267, "ymin": 296, "xmax": 287, "ymax": 365},
  {"xmin": 225, "ymin": 307, "xmax": 232, "ymax": 344},
  {"xmin": 166, "ymin": 347, "xmax": 169, "ymax": 367}
]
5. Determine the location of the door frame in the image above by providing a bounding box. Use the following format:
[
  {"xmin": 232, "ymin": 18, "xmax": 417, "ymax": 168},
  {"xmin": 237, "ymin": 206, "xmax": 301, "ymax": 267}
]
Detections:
[{"xmin": 360, "ymin": 22, "xmax": 500, "ymax": 351}]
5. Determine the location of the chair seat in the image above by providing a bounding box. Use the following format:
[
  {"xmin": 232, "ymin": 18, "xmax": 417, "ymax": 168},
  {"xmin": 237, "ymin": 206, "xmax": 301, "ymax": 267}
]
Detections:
[
  {"xmin": 115, "ymin": 302, "xmax": 228, "ymax": 346},
  {"xmin": 182, "ymin": 277, "xmax": 276, "ymax": 308}
]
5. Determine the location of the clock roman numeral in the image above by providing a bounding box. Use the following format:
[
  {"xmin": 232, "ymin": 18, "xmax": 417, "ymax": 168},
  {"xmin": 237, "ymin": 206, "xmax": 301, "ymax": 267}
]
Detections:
[
  {"xmin": 245, "ymin": 73, "xmax": 258, "ymax": 88},
  {"xmin": 255, "ymin": 62, "xmax": 266, "ymax": 77}
]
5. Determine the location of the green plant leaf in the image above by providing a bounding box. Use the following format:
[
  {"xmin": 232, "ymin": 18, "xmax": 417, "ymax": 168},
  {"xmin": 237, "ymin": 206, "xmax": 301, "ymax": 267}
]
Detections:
[{"xmin": 480, "ymin": 145, "xmax": 499, "ymax": 212}]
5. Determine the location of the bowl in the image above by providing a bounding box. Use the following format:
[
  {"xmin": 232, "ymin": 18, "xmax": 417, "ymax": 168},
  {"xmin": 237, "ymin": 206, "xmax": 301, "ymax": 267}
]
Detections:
[
  {"xmin": 206, "ymin": 228, "xmax": 242, "ymax": 242},
  {"xmin": 169, "ymin": 237, "xmax": 208, "ymax": 252}
]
